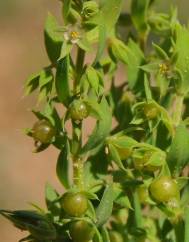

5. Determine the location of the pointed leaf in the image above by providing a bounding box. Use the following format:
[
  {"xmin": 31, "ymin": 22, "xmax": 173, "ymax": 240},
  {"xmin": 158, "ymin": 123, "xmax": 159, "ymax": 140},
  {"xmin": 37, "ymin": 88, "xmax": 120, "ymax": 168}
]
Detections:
[
  {"xmin": 56, "ymin": 139, "xmax": 71, "ymax": 188},
  {"xmin": 96, "ymin": 185, "xmax": 114, "ymax": 227},
  {"xmin": 55, "ymin": 56, "xmax": 70, "ymax": 106}
]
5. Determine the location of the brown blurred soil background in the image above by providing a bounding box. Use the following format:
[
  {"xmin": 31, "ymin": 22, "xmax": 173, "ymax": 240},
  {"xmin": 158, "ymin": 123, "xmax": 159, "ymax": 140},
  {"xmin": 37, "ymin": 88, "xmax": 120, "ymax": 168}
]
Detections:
[{"xmin": 0, "ymin": 0, "xmax": 188, "ymax": 241}]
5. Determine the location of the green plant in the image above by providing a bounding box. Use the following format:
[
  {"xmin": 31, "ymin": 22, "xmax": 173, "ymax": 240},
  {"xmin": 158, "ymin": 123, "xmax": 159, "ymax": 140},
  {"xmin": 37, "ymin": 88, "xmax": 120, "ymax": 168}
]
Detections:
[{"xmin": 2, "ymin": 0, "xmax": 189, "ymax": 241}]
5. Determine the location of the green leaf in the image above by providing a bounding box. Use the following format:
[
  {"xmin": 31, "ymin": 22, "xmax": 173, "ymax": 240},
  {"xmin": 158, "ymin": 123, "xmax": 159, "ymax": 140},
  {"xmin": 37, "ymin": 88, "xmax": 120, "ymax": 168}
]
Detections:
[
  {"xmin": 146, "ymin": 151, "xmax": 166, "ymax": 167},
  {"xmin": 90, "ymin": 0, "xmax": 123, "ymax": 33},
  {"xmin": 91, "ymin": 0, "xmax": 123, "ymax": 64},
  {"xmin": 94, "ymin": 227, "xmax": 103, "ymax": 242},
  {"xmin": 156, "ymin": 71, "xmax": 170, "ymax": 97},
  {"xmin": 55, "ymin": 56, "xmax": 70, "ymax": 106},
  {"xmin": 44, "ymin": 13, "xmax": 63, "ymax": 63},
  {"xmin": 125, "ymin": 39, "xmax": 145, "ymax": 91},
  {"xmin": 96, "ymin": 185, "xmax": 114, "ymax": 227},
  {"xmin": 62, "ymin": 0, "xmax": 71, "ymax": 24},
  {"xmin": 140, "ymin": 62, "xmax": 160, "ymax": 73},
  {"xmin": 86, "ymin": 201, "xmax": 97, "ymax": 222},
  {"xmin": 56, "ymin": 139, "xmax": 71, "ymax": 189},
  {"xmin": 45, "ymin": 183, "xmax": 61, "ymax": 216},
  {"xmin": 176, "ymin": 177, "xmax": 189, "ymax": 190},
  {"xmin": 37, "ymin": 69, "xmax": 53, "ymax": 102},
  {"xmin": 94, "ymin": 23, "xmax": 107, "ymax": 65},
  {"xmin": 113, "ymin": 187, "xmax": 132, "ymax": 209},
  {"xmin": 25, "ymin": 73, "xmax": 40, "ymax": 95},
  {"xmin": 109, "ymin": 135, "xmax": 138, "ymax": 149},
  {"xmin": 101, "ymin": 227, "xmax": 110, "ymax": 242},
  {"xmin": 0, "ymin": 210, "xmax": 56, "ymax": 240},
  {"xmin": 84, "ymin": 98, "xmax": 104, "ymax": 120},
  {"xmin": 153, "ymin": 43, "xmax": 169, "ymax": 60},
  {"xmin": 86, "ymin": 66, "xmax": 100, "ymax": 94},
  {"xmin": 167, "ymin": 123, "xmax": 189, "ymax": 176},
  {"xmin": 110, "ymin": 38, "xmax": 129, "ymax": 64},
  {"xmin": 39, "ymin": 68, "xmax": 53, "ymax": 89},
  {"xmin": 59, "ymin": 41, "xmax": 73, "ymax": 59},
  {"xmin": 108, "ymin": 143, "xmax": 125, "ymax": 170},
  {"xmin": 78, "ymin": 37, "xmax": 92, "ymax": 52},
  {"xmin": 144, "ymin": 74, "xmax": 152, "ymax": 101},
  {"xmin": 131, "ymin": 0, "xmax": 150, "ymax": 34},
  {"xmin": 81, "ymin": 97, "xmax": 112, "ymax": 156},
  {"xmin": 83, "ymin": 151, "xmax": 108, "ymax": 193},
  {"xmin": 175, "ymin": 24, "xmax": 189, "ymax": 94},
  {"xmin": 82, "ymin": 191, "xmax": 99, "ymax": 201}
]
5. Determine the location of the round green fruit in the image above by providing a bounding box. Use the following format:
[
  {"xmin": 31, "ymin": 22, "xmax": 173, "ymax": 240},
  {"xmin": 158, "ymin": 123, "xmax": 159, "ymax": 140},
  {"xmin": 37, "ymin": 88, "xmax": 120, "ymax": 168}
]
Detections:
[
  {"xmin": 61, "ymin": 192, "xmax": 88, "ymax": 217},
  {"xmin": 149, "ymin": 176, "xmax": 179, "ymax": 203},
  {"xmin": 70, "ymin": 220, "xmax": 95, "ymax": 242},
  {"xmin": 70, "ymin": 100, "xmax": 89, "ymax": 121},
  {"xmin": 143, "ymin": 103, "xmax": 159, "ymax": 120},
  {"xmin": 32, "ymin": 119, "xmax": 55, "ymax": 144},
  {"xmin": 109, "ymin": 231, "xmax": 124, "ymax": 242}
]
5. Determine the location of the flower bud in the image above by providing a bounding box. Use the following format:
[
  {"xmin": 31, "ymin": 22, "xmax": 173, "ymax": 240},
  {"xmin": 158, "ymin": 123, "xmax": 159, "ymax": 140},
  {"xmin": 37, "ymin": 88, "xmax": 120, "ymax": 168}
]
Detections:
[{"xmin": 83, "ymin": 1, "xmax": 99, "ymax": 19}]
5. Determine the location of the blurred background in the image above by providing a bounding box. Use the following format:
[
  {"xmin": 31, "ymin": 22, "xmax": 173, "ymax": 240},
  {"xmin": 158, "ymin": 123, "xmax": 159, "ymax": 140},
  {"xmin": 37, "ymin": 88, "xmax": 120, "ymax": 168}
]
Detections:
[{"xmin": 0, "ymin": 0, "xmax": 188, "ymax": 241}]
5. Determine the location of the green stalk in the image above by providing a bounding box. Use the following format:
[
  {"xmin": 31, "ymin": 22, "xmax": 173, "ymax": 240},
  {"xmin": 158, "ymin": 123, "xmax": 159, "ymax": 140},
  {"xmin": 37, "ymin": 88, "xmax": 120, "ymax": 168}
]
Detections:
[
  {"xmin": 173, "ymin": 95, "xmax": 184, "ymax": 127},
  {"xmin": 139, "ymin": 31, "xmax": 148, "ymax": 52},
  {"xmin": 72, "ymin": 47, "xmax": 85, "ymax": 189},
  {"xmin": 174, "ymin": 220, "xmax": 184, "ymax": 242},
  {"xmin": 133, "ymin": 191, "xmax": 143, "ymax": 228},
  {"xmin": 184, "ymin": 207, "xmax": 189, "ymax": 242}
]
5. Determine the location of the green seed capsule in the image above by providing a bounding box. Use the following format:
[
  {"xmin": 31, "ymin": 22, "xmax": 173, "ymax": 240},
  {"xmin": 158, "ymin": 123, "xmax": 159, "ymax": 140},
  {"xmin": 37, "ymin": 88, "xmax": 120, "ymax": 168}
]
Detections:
[
  {"xmin": 70, "ymin": 100, "xmax": 89, "ymax": 121},
  {"xmin": 70, "ymin": 220, "xmax": 95, "ymax": 242},
  {"xmin": 149, "ymin": 176, "xmax": 179, "ymax": 203},
  {"xmin": 61, "ymin": 192, "xmax": 88, "ymax": 217},
  {"xmin": 32, "ymin": 119, "xmax": 55, "ymax": 144}
]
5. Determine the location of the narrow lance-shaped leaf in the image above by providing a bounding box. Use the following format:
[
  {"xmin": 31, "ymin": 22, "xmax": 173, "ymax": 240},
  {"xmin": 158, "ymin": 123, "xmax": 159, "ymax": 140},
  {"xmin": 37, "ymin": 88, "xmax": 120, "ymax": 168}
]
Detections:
[
  {"xmin": 0, "ymin": 210, "xmax": 56, "ymax": 240},
  {"xmin": 62, "ymin": 0, "xmax": 71, "ymax": 24},
  {"xmin": 124, "ymin": 39, "xmax": 145, "ymax": 91},
  {"xmin": 167, "ymin": 123, "xmax": 189, "ymax": 176},
  {"xmin": 108, "ymin": 143, "xmax": 126, "ymax": 170},
  {"xmin": 55, "ymin": 56, "xmax": 70, "ymax": 106},
  {"xmin": 89, "ymin": 0, "xmax": 123, "ymax": 32},
  {"xmin": 44, "ymin": 13, "xmax": 63, "ymax": 63},
  {"xmin": 94, "ymin": 23, "xmax": 107, "ymax": 65},
  {"xmin": 86, "ymin": 66, "xmax": 100, "ymax": 94},
  {"xmin": 131, "ymin": 0, "xmax": 150, "ymax": 34},
  {"xmin": 101, "ymin": 227, "xmax": 110, "ymax": 242},
  {"xmin": 92, "ymin": 0, "xmax": 123, "ymax": 64},
  {"xmin": 175, "ymin": 24, "xmax": 189, "ymax": 94},
  {"xmin": 96, "ymin": 185, "xmax": 114, "ymax": 227},
  {"xmin": 25, "ymin": 73, "xmax": 40, "ymax": 96},
  {"xmin": 45, "ymin": 183, "xmax": 61, "ymax": 215},
  {"xmin": 56, "ymin": 139, "xmax": 72, "ymax": 189}
]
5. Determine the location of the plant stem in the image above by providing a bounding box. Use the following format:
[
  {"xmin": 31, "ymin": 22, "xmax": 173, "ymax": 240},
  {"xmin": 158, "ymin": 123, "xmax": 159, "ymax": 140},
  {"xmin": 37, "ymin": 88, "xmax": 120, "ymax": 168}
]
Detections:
[
  {"xmin": 73, "ymin": 155, "xmax": 84, "ymax": 190},
  {"xmin": 173, "ymin": 95, "xmax": 184, "ymax": 127},
  {"xmin": 174, "ymin": 220, "xmax": 184, "ymax": 242},
  {"xmin": 184, "ymin": 207, "xmax": 189, "ymax": 242},
  {"xmin": 133, "ymin": 191, "xmax": 143, "ymax": 228},
  {"xmin": 72, "ymin": 47, "xmax": 85, "ymax": 189},
  {"xmin": 139, "ymin": 32, "xmax": 148, "ymax": 52}
]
